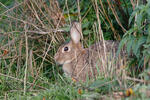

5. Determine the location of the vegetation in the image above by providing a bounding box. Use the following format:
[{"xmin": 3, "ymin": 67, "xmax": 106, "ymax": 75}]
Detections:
[{"xmin": 0, "ymin": 0, "xmax": 150, "ymax": 99}]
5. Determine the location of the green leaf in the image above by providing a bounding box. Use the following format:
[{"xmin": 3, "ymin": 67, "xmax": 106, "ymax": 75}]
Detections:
[
  {"xmin": 132, "ymin": 36, "xmax": 146, "ymax": 58},
  {"xmin": 129, "ymin": 10, "xmax": 136, "ymax": 26},
  {"xmin": 127, "ymin": 36, "xmax": 134, "ymax": 55},
  {"xmin": 82, "ymin": 92, "xmax": 100, "ymax": 99},
  {"xmin": 132, "ymin": 39, "xmax": 138, "ymax": 57},
  {"xmin": 117, "ymin": 37, "xmax": 127, "ymax": 56},
  {"xmin": 138, "ymin": 56, "xmax": 144, "ymax": 67},
  {"xmin": 124, "ymin": 26, "xmax": 138, "ymax": 37},
  {"xmin": 89, "ymin": 79, "xmax": 109, "ymax": 89},
  {"xmin": 146, "ymin": 6, "xmax": 150, "ymax": 16},
  {"xmin": 82, "ymin": 21, "xmax": 90, "ymax": 28},
  {"xmin": 83, "ymin": 30, "xmax": 91, "ymax": 35},
  {"xmin": 147, "ymin": 24, "xmax": 150, "ymax": 43},
  {"xmin": 129, "ymin": 7, "xmax": 140, "ymax": 26},
  {"xmin": 60, "ymin": 27, "xmax": 70, "ymax": 32},
  {"xmin": 136, "ymin": 13, "xmax": 142, "ymax": 29}
]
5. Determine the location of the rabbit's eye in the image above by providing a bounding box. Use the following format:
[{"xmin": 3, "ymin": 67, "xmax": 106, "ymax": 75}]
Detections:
[{"xmin": 64, "ymin": 47, "xmax": 69, "ymax": 51}]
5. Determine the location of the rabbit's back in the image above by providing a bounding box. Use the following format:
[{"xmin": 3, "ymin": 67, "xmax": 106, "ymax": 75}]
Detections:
[{"xmin": 71, "ymin": 40, "xmax": 123, "ymax": 81}]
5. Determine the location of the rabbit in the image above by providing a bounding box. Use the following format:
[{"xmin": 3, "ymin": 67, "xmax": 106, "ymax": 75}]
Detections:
[{"xmin": 54, "ymin": 21, "xmax": 126, "ymax": 82}]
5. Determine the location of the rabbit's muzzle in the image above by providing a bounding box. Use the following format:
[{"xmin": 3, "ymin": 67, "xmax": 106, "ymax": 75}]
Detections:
[
  {"xmin": 54, "ymin": 53, "xmax": 61, "ymax": 64},
  {"xmin": 54, "ymin": 53, "xmax": 67, "ymax": 65}
]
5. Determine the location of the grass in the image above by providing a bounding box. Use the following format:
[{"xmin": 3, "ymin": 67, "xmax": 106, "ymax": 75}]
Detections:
[
  {"xmin": 1, "ymin": 72, "xmax": 150, "ymax": 100},
  {"xmin": 0, "ymin": 0, "xmax": 150, "ymax": 100}
]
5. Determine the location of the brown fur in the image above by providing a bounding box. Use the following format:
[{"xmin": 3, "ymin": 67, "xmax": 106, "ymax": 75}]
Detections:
[{"xmin": 54, "ymin": 22, "xmax": 126, "ymax": 82}]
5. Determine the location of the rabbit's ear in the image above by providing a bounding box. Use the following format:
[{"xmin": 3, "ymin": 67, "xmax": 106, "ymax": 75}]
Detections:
[{"xmin": 70, "ymin": 22, "xmax": 81, "ymax": 44}]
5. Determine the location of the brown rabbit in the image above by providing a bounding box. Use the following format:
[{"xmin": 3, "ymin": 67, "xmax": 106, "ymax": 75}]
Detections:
[{"xmin": 54, "ymin": 21, "xmax": 125, "ymax": 82}]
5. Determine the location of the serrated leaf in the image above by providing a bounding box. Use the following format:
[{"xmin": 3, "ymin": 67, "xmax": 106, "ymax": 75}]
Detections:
[
  {"xmin": 138, "ymin": 5, "xmax": 145, "ymax": 10},
  {"xmin": 136, "ymin": 13, "xmax": 142, "ymax": 29},
  {"xmin": 129, "ymin": 7, "xmax": 140, "ymax": 26},
  {"xmin": 127, "ymin": 36, "xmax": 134, "ymax": 55},
  {"xmin": 117, "ymin": 37, "xmax": 128, "ymax": 56},
  {"xmin": 146, "ymin": 5, "xmax": 150, "ymax": 16},
  {"xmin": 147, "ymin": 25, "xmax": 150, "ymax": 43},
  {"xmin": 132, "ymin": 36, "xmax": 146, "ymax": 58},
  {"xmin": 124, "ymin": 26, "xmax": 138, "ymax": 37},
  {"xmin": 138, "ymin": 56, "xmax": 144, "ymax": 67},
  {"xmin": 129, "ymin": 11, "xmax": 136, "ymax": 26},
  {"xmin": 132, "ymin": 39, "xmax": 138, "ymax": 57},
  {"xmin": 136, "ymin": 36, "xmax": 147, "ymax": 51}
]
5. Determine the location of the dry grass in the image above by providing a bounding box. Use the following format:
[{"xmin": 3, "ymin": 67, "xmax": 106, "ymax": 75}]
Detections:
[
  {"xmin": 0, "ymin": 0, "xmax": 65, "ymax": 74},
  {"xmin": 0, "ymin": 0, "xmax": 128, "ymax": 91},
  {"xmin": 0, "ymin": 0, "xmax": 67, "ymax": 97},
  {"xmin": 0, "ymin": 0, "xmax": 149, "ymax": 99}
]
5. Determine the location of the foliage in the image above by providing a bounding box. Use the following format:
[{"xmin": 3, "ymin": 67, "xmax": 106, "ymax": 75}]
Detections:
[
  {"xmin": 118, "ymin": 1, "xmax": 150, "ymax": 68},
  {"xmin": 59, "ymin": 0, "xmax": 132, "ymax": 40}
]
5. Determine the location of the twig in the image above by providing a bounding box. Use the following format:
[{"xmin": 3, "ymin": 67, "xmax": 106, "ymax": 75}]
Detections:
[
  {"xmin": 0, "ymin": 2, "xmax": 23, "ymax": 15},
  {"xmin": 126, "ymin": 76, "xmax": 150, "ymax": 83},
  {"xmin": 2, "ymin": 14, "xmax": 41, "ymax": 31},
  {"xmin": 31, "ymin": 40, "xmax": 53, "ymax": 89}
]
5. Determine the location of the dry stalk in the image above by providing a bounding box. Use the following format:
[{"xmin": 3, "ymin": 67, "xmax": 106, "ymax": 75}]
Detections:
[
  {"xmin": 31, "ymin": 40, "xmax": 53, "ymax": 88},
  {"xmin": 126, "ymin": 76, "xmax": 150, "ymax": 84},
  {"xmin": 65, "ymin": 0, "xmax": 71, "ymax": 25},
  {"xmin": 133, "ymin": 0, "xmax": 138, "ymax": 36},
  {"xmin": 17, "ymin": 38, "xmax": 23, "ymax": 74},
  {"xmin": 0, "ymin": 2, "xmax": 23, "ymax": 15},
  {"xmin": 95, "ymin": 0, "xmax": 107, "ymax": 62},
  {"xmin": 0, "ymin": 1, "xmax": 67, "ymax": 91},
  {"xmin": 130, "ymin": 0, "xmax": 136, "ymax": 10},
  {"xmin": 107, "ymin": 0, "xmax": 127, "ymax": 33},
  {"xmin": 99, "ymin": 0, "xmax": 120, "ymax": 40},
  {"xmin": 81, "ymin": 5, "xmax": 93, "ymax": 22},
  {"xmin": 27, "ymin": 1, "xmax": 45, "ymax": 27},
  {"xmin": 24, "ymin": 23, "xmax": 28, "ymax": 95},
  {"xmin": 113, "ymin": 0, "xmax": 129, "ymax": 29},
  {"xmin": 3, "ymin": 14, "xmax": 41, "ymax": 31},
  {"xmin": 77, "ymin": 0, "xmax": 83, "ymax": 40},
  {"xmin": 29, "ymin": 49, "xmax": 34, "ymax": 77}
]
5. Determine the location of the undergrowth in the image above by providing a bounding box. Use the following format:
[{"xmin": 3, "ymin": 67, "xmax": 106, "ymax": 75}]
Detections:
[{"xmin": 0, "ymin": 0, "xmax": 150, "ymax": 100}]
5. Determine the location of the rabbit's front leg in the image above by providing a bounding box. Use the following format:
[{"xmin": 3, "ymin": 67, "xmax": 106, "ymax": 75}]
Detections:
[{"xmin": 63, "ymin": 63, "xmax": 73, "ymax": 77}]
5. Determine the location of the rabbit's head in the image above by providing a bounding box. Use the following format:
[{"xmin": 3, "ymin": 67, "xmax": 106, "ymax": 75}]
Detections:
[{"xmin": 54, "ymin": 22, "xmax": 84, "ymax": 65}]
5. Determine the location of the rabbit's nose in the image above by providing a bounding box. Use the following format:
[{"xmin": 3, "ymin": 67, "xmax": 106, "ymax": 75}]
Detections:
[{"xmin": 54, "ymin": 54, "xmax": 58, "ymax": 61}]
